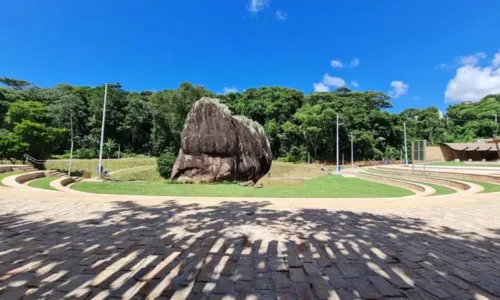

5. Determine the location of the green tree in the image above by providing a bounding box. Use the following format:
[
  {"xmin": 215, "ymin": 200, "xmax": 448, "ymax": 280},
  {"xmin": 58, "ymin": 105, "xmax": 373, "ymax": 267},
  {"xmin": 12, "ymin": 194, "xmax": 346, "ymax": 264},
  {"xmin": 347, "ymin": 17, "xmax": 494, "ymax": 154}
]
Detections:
[
  {"xmin": 0, "ymin": 77, "xmax": 31, "ymax": 90},
  {"xmin": 4, "ymin": 101, "xmax": 48, "ymax": 128},
  {"xmin": 0, "ymin": 129, "xmax": 24, "ymax": 162},
  {"xmin": 12, "ymin": 120, "xmax": 65, "ymax": 159}
]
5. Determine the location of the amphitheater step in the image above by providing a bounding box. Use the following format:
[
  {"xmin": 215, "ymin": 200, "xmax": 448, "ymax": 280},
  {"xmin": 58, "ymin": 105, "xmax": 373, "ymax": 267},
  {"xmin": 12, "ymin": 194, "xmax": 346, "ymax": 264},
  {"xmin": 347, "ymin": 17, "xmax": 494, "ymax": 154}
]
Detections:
[
  {"xmin": 366, "ymin": 168, "xmax": 483, "ymax": 193},
  {"xmin": 353, "ymin": 171, "xmax": 435, "ymax": 197}
]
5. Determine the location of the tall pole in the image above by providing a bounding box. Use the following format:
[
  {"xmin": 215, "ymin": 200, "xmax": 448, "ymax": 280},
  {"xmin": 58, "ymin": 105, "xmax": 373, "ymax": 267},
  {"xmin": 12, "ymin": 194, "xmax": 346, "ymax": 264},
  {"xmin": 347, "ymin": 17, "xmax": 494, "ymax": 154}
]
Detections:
[
  {"xmin": 97, "ymin": 84, "xmax": 108, "ymax": 181},
  {"xmin": 336, "ymin": 113, "xmax": 339, "ymax": 174},
  {"xmin": 68, "ymin": 114, "xmax": 74, "ymax": 176},
  {"xmin": 350, "ymin": 132, "xmax": 354, "ymax": 169},
  {"xmin": 403, "ymin": 121, "xmax": 408, "ymax": 165}
]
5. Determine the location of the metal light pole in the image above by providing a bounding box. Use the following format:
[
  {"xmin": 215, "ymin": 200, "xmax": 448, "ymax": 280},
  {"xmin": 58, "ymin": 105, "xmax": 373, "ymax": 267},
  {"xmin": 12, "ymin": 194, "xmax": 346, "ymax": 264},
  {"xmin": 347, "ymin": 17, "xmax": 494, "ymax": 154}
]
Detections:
[
  {"xmin": 336, "ymin": 113, "xmax": 339, "ymax": 174},
  {"xmin": 403, "ymin": 121, "xmax": 408, "ymax": 165},
  {"xmin": 97, "ymin": 84, "xmax": 108, "ymax": 181},
  {"xmin": 68, "ymin": 114, "xmax": 74, "ymax": 176},
  {"xmin": 350, "ymin": 132, "xmax": 354, "ymax": 168}
]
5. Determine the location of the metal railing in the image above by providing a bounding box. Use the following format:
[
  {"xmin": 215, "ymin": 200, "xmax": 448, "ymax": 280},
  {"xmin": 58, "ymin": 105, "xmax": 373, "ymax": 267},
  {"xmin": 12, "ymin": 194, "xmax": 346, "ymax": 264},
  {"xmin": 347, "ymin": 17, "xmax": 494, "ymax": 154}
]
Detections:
[{"xmin": 23, "ymin": 154, "xmax": 47, "ymax": 170}]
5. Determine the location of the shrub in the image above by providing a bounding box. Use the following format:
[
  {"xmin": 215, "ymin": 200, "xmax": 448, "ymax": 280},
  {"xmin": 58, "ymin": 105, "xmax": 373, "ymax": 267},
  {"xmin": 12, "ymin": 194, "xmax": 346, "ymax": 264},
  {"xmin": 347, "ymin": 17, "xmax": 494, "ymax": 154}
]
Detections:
[
  {"xmin": 157, "ymin": 152, "xmax": 177, "ymax": 179},
  {"xmin": 285, "ymin": 146, "xmax": 308, "ymax": 163},
  {"xmin": 74, "ymin": 148, "xmax": 99, "ymax": 159}
]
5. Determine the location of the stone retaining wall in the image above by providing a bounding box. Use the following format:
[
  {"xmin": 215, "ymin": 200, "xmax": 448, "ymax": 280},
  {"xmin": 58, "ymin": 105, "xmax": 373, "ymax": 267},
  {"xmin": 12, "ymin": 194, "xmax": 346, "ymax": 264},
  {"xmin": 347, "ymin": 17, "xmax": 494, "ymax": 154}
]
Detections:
[
  {"xmin": 60, "ymin": 177, "xmax": 76, "ymax": 187},
  {"xmin": 0, "ymin": 166, "xmax": 14, "ymax": 173},
  {"xmin": 15, "ymin": 172, "xmax": 47, "ymax": 184}
]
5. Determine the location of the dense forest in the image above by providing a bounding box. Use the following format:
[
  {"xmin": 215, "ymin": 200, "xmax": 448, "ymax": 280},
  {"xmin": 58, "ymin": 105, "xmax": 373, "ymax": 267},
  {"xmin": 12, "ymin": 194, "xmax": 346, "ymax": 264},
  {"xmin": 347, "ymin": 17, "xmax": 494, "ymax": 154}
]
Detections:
[{"xmin": 1, "ymin": 77, "xmax": 499, "ymax": 162}]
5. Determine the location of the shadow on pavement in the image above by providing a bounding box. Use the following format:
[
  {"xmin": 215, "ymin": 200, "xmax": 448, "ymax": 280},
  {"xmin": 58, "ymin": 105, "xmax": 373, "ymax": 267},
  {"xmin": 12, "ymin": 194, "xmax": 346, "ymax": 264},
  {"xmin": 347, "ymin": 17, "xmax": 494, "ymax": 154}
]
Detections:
[{"xmin": 0, "ymin": 200, "xmax": 500, "ymax": 299}]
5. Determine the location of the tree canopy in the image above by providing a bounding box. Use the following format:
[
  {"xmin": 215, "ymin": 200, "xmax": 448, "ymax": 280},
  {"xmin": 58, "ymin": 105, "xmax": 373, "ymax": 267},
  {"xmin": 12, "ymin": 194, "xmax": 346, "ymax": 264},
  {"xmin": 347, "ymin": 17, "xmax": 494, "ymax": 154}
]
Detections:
[{"xmin": 0, "ymin": 77, "xmax": 499, "ymax": 162}]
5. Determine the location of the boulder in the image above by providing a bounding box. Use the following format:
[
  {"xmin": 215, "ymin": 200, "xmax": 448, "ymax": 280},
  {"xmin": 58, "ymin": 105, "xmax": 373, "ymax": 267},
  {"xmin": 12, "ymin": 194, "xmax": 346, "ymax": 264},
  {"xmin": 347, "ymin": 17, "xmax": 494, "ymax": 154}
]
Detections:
[{"xmin": 170, "ymin": 97, "xmax": 272, "ymax": 183}]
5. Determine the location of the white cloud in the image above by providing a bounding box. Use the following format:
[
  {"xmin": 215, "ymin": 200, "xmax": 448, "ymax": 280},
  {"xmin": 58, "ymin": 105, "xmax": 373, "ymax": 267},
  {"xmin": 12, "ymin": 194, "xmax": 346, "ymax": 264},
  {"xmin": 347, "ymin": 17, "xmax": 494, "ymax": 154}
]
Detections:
[
  {"xmin": 438, "ymin": 110, "xmax": 444, "ymax": 119},
  {"xmin": 444, "ymin": 55, "xmax": 500, "ymax": 102},
  {"xmin": 313, "ymin": 82, "xmax": 329, "ymax": 92},
  {"xmin": 388, "ymin": 81, "xmax": 409, "ymax": 98},
  {"xmin": 436, "ymin": 63, "xmax": 452, "ymax": 69},
  {"xmin": 349, "ymin": 58, "xmax": 360, "ymax": 68},
  {"xmin": 458, "ymin": 52, "xmax": 487, "ymax": 66},
  {"xmin": 322, "ymin": 74, "xmax": 346, "ymax": 88},
  {"xmin": 247, "ymin": 0, "xmax": 268, "ymax": 13},
  {"xmin": 276, "ymin": 10, "xmax": 287, "ymax": 21},
  {"xmin": 493, "ymin": 51, "xmax": 500, "ymax": 68},
  {"xmin": 223, "ymin": 87, "xmax": 239, "ymax": 94},
  {"xmin": 350, "ymin": 80, "xmax": 359, "ymax": 88},
  {"xmin": 330, "ymin": 60, "xmax": 343, "ymax": 68}
]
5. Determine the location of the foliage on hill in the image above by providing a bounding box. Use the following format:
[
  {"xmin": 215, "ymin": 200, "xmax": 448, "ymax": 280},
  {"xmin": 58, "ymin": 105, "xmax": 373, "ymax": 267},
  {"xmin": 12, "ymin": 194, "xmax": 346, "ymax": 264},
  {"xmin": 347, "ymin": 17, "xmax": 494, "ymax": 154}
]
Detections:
[{"xmin": 0, "ymin": 77, "xmax": 499, "ymax": 162}]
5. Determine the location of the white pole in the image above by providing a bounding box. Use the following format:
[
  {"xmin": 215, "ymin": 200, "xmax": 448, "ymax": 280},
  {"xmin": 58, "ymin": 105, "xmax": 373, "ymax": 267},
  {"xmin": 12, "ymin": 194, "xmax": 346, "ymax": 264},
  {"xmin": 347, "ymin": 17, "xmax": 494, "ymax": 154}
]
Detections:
[
  {"xmin": 336, "ymin": 113, "xmax": 339, "ymax": 174},
  {"xmin": 403, "ymin": 121, "xmax": 408, "ymax": 165},
  {"xmin": 351, "ymin": 132, "xmax": 354, "ymax": 168},
  {"xmin": 68, "ymin": 114, "xmax": 74, "ymax": 176},
  {"xmin": 97, "ymin": 84, "xmax": 108, "ymax": 181}
]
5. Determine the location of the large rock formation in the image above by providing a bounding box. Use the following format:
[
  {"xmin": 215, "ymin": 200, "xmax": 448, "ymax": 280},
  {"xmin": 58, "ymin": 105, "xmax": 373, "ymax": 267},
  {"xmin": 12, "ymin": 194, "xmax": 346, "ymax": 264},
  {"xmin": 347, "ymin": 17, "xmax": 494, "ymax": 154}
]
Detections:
[{"xmin": 170, "ymin": 97, "xmax": 272, "ymax": 183}]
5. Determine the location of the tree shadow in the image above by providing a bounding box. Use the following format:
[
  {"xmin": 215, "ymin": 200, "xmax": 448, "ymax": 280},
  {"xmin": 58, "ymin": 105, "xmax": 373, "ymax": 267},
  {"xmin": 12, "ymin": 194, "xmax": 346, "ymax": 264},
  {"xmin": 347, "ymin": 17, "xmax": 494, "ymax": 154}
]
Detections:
[{"xmin": 0, "ymin": 199, "xmax": 499, "ymax": 299}]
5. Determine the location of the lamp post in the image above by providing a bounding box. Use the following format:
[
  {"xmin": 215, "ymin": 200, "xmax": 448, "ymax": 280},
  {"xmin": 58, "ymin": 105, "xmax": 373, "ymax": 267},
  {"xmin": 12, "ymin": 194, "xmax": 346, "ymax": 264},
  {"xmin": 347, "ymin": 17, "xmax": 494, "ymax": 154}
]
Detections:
[
  {"xmin": 403, "ymin": 121, "xmax": 408, "ymax": 165},
  {"xmin": 97, "ymin": 84, "xmax": 108, "ymax": 181},
  {"xmin": 68, "ymin": 114, "xmax": 74, "ymax": 176},
  {"xmin": 350, "ymin": 132, "xmax": 354, "ymax": 169},
  {"xmin": 336, "ymin": 113, "xmax": 339, "ymax": 174}
]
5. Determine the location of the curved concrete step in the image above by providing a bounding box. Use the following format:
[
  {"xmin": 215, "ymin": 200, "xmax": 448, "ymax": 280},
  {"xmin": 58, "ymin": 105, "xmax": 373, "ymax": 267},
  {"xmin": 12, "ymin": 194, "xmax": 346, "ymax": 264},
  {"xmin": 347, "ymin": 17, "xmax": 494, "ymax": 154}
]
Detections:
[
  {"xmin": 367, "ymin": 168, "xmax": 483, "ymax": 194},
  {"xmin": 377, "ymin": 166, "xmax": 500, "ymax": 184},
  {"xmin": 2, "ymin": 171, "xmax": 47, "ymax": 189},
  {"xmin": 50, "ymin": 176, "xmax": 80, "ymax": 192},
  {"xmin": 352, "ymin": 171, "xmax": 435, "ymax": 197}
]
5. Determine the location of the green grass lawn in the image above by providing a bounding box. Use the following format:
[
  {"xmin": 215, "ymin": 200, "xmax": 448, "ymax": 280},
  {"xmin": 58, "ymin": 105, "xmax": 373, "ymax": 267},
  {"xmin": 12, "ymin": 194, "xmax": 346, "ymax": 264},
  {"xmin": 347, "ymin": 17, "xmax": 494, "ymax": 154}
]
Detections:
[
  {"xmin": 0, "ymin": 171, "xmax": 23, "ymax": 187},
  {"xmin": 430, "ymin": 161, "xmax": 500, "ymax": 168},
  {"xmin": 71, "ymin": 175, "xmax": 413, "ymax": 198},
  {"xmin": 28, "ymin": 176, "xmax": 57, "ymax": 191}
]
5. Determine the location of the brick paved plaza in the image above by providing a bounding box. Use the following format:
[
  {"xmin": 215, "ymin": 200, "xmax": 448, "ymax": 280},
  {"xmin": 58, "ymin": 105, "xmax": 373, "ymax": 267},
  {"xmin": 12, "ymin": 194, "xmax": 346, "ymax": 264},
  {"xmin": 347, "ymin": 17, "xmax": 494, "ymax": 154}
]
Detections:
[{"xmin": 1, "ymin": 193, "xmax": 500, "ymax": 299}]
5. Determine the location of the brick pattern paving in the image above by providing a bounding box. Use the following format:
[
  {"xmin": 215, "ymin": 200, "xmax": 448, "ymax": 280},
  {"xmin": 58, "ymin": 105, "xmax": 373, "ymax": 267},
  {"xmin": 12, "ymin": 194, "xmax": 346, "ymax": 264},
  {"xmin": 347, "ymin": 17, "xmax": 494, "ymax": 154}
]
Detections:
[{"xmin": 1, "ymin": 198, "xmax": 500, "ymax": 299}]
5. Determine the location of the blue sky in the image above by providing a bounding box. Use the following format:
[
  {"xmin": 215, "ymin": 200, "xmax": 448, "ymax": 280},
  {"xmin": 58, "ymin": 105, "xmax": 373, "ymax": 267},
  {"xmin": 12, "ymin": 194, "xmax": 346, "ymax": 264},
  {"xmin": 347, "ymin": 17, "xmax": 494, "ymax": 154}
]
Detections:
[{"xmin": 2, "ymin": 0, "xmax": 500, "ymax": 113}]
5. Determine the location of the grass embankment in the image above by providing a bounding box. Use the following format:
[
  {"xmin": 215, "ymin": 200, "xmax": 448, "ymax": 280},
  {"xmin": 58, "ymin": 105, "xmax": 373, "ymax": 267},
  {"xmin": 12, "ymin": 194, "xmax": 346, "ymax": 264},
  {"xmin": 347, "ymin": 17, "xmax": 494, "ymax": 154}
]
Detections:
[
  {"xmin": 27, "ymin": 176, "xmax": 57, "ymax": 191},
  {"xmin": 72, "ymin": 175, "xmax": 413, "ymax": 198},
  {"xmin": 430, "ymin": 162, "xmax": 500, "ymax": 168},
  {"xmin": 112, "ymin": 161, "xmax": 329, "ymax": 184},
  {"xmin": 45, "ymin": 157, "xmax": 155, "ymax": 175},
  {"xmin": 0, "ymin": 171, "xmax": 23, "ymax": 187}
]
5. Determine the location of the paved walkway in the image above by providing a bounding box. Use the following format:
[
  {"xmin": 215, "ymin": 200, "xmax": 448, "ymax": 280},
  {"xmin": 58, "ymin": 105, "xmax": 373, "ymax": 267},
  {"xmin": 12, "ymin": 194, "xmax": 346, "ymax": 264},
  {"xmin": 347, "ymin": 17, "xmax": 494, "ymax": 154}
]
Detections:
[{"xmin": 1, "ymin": 188, "xmax": 500, "ymax": 299}]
